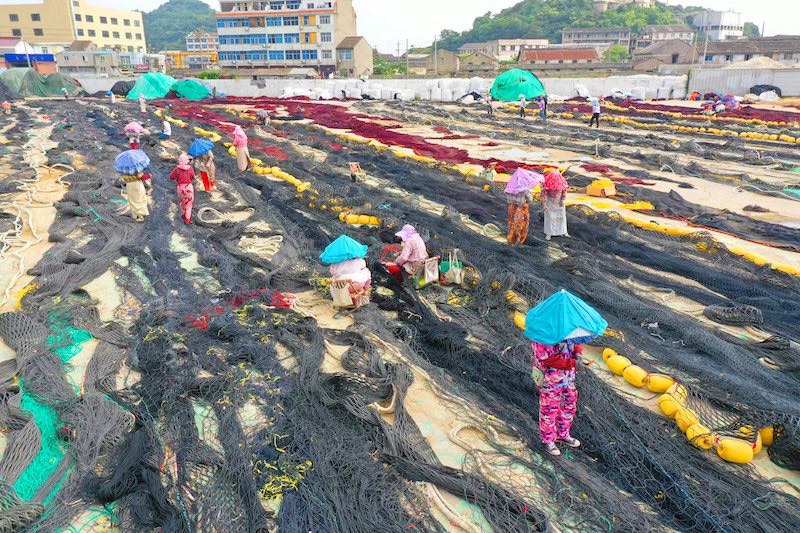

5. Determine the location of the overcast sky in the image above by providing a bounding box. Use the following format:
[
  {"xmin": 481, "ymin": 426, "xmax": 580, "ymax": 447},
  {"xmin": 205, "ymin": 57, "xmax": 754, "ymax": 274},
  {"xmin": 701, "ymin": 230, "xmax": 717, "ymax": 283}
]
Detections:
[{"xmin": 62, "ymin": 0, "xmax": 800, "ymax": 53}]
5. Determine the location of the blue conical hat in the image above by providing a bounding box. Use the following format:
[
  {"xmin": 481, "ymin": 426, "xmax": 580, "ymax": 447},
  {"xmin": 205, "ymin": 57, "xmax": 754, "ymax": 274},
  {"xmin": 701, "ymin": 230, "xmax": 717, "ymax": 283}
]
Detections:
[
  {"xmin": 319, "ymin": 235, "xmax": 368, "ymax": 265},
  {"xmin": 524, "ymin": 290, "xmax": 607, "ymax": 345}
]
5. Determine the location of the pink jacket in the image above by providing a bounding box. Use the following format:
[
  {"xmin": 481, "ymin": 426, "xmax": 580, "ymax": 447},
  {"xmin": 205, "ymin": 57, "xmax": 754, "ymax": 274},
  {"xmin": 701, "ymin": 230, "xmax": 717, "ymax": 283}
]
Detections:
[
  {"xmin": 396, "ymin": 234, "xmax": 428, "ymax": 266},
  {"xmin": 232, "ymin": 126, "xmax": 248, "ymax": 148}
]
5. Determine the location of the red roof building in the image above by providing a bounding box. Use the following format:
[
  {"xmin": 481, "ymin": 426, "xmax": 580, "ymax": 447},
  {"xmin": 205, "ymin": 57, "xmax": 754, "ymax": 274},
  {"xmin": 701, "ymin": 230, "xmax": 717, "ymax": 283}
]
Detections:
[{"xmin": 519, "ymin": 47, "xmax": 600, "ymax": 65}]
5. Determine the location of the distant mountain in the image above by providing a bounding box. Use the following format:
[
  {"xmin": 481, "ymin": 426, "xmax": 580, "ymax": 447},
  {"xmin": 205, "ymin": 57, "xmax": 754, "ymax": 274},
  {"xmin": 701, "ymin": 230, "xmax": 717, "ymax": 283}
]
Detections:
[
  {"xmin": 437, "ymin": 0, "xmax": 758, "ymax": 51},
  {"xmin": 143, "ymin": 0, "xmax": 217, "ymax": 52}
]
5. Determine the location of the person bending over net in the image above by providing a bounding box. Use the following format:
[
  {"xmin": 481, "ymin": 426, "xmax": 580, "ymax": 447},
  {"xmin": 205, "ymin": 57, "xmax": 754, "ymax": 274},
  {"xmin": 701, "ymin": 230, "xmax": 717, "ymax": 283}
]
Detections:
[
  {"xmin": 532, "ymin": 341, "xmax": 583, "ymax": 456},
  {"xmin": 394, "ymin": 225, "xmax": 429, "ymax": 275}
]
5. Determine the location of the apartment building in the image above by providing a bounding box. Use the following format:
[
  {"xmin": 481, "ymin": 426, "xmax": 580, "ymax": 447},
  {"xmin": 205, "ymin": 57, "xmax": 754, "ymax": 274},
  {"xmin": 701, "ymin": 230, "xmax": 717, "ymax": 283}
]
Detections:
[
  {"xmin": 692, "ymin": 10, "xmax": 744, "ymax": 42},
  {"xmin": 562, "ymin": 27, "xmax": 631, "ymax": 48},
  {"xmin": 215, "ymin": 0, "xmax": 363, "ymax": 77},
  {"xmin": 458, "ymin": 39, "xmax": 548, "ymax": 62},
  {"xmin": 635, "ymin": 25, "xmax": 695, "ymax": 49},
  {"xmin": 703, "ymin": 37, "xmax": 800, "ymax": 66},
  {"xmin": 164, "ymin": 50, "xmax": 219, "ymax": 70},
  {"xmin": 0, "ymin": 0, "xmax": 146, "ymax": 53},
  {"xmin": 57, "ymin": 41, "xmax": 121, "ymax": 76},
  {"xmin": 186, "ymin": 30, "xmax": 218, "ymax": 52}
]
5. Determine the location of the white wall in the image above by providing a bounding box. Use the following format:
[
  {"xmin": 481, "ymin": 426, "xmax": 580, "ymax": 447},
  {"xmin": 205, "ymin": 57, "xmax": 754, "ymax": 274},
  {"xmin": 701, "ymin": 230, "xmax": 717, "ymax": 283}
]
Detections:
[
  {"xmin": 74, "ymin": 74, "xmax": 688, "ymax": 101},
  {"xmin": 689, "ymin": 68, "xmax": 800, "ymax": 96}
]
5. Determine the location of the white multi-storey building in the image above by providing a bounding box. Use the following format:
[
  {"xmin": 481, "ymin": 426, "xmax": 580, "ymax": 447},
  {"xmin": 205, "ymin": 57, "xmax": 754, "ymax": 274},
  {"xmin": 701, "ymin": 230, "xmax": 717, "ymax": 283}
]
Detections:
[
  {"xmin": 215, "ymin": 0, "xmax": 357, "ymax": 76},
  {"xmin": 692, "ymin": 10, "xmax": 744, "ymax": 41}
]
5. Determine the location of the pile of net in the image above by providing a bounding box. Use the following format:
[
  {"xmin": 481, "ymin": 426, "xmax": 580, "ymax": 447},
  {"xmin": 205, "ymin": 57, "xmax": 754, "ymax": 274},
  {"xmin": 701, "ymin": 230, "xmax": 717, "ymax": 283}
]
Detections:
[
  {"xmin": 110, "ymin": 80, "xmax": 135, "ymax": 96},
  {"xmin": 0, "ymin": 68, "xmax": 81, "ymax": 97},
  {"xmin": 126, "ymin": 72, "xmax": 177, "ymax": 100}
]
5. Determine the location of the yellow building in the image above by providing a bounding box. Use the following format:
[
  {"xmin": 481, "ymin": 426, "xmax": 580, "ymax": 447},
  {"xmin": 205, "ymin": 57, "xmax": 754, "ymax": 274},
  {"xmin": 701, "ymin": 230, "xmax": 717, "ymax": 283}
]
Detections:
[
  {"xmin": 0, "ymin": 0, "xmax": 146, "ymax": 52},
  {"xmin": 163, "ymin": 50, "xmax": 218, "ymax": 71}
]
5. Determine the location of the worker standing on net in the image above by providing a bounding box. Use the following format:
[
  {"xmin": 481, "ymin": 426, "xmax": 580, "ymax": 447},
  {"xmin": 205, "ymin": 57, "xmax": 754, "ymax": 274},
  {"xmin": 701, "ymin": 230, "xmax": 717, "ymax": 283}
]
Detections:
[
  {"xmin": 518, "ymin": 94, "xmax": 527, "ymax": 118},
  {"xmin": 537, "ymin": 96, "xmax": 547, "ymax": 122},
  {"xmin": 195, "ymin": 151, "xmax": 216, "ymax": 192},
  {"xmin": 169, "ymin": 153, "xmax": 196, "ymax": 225},
  {"xmin": 588, "ymin": 97, "xmax": 601, "ymax": 128},
  {"xmin": 139, "ymin": 95, "xmax": 146, "ymax": 114},
  {"xmin": 504, "ymin": 168, "xmax": 540, "ymax": 245},
  {"xmin": 532, "ymin": 341, "xmax": 583, "ymax": 456},
  {"xmin": 394, "ymin": 225, "xmax": 429, "ymax": 275},
  {"xmin": 122, "ymin": 171, "xmax": 152, "ymax": 222},
  {"xmin": 233, "ymin": 125, "xmax": 251, "ymax": 172},
  {"xmin": 541, "ymin": 169, "xmax": 569, "ymax": 241},
  {"xmin": 2, "ymin": 101, "xmax": 10, "ymax": 115}
]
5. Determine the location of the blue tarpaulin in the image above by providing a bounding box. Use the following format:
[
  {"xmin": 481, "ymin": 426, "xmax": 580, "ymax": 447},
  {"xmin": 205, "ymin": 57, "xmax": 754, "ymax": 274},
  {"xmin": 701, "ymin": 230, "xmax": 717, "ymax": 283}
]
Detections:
[
  {"xmin": 320, "ymin": 235, "xmax": 368, "ymax": 265},
  {"xmin": 524, "ymin": 290, "xmax": 607, "ymax": 345}
]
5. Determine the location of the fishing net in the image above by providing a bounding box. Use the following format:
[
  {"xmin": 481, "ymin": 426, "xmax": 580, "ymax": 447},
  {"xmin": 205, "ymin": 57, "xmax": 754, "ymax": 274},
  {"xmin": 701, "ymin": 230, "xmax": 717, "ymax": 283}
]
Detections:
[{"xmin": 0, "ymin": 96, "xmax": 797, "ymax": 533}]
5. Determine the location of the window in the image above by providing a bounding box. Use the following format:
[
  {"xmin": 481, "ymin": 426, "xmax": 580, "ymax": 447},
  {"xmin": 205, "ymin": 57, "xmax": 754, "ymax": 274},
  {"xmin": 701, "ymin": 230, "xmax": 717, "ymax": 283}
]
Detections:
[
  {"xmin": 671, "ymin": 53, "xmax": 679, "ymax": 64},
  {"xmin": 73, "ymin": 1, "xmax": 80, "ymax": 5},
  {"xmin": 302, "ymin": 49, "xmax": 317, "ymax": 60},
  {"xmin": 338, "ymin": 49, "xmax": 353, "ymax": 60},
  {"xmin": 269, "ymin": 50, "xmax": 284, "ymax": 60},
  {"xmin": 725, "ymin": 54, "xmax": 733, "ymax": 61},
  {"xmin": 102, "ymin": 31, "xmax": 109, "ymax": 38},
  {"xmin": 128, "ymin": 46, "xmax": 134, "ymax": 52},
  {"xmin": 704, "ymin": 54, "xmax": 712, "ymax": 61},
  {"xmin": 88, "ymin": 29, "xmax": 96, "ymax": 37},
  {"xmin": 286, "ymin": 50, "xmax": 301, "ymax": 60},
  {"xmin": 303, "ymin": 15, "xmax": 310, "ymax": 25},
  {"xmin": 86, "ymin": 15, "xmax": 93, "ymax": 22},
  {"xmin": 31, "ymin": 13, "xmax": 41, "ymax": 21},
  {"xmin": 287, "ymin": 1, "xmax": 300, "ymax": 9},
  {"xmin": 320, "ymin": 32, "xmax": 331, "ymax": 43},
  {"xmin": 283, "ymin": 33, "xmax": 300, "ymax": 43},
  {"xmin": 111, "ymin": 17, "xmax": 117, "ymax": 25},
  {"xmin": 33, "ymin": 28, "xmax": 43, "ymax": 36},
  {"xmin": 267, "ymin": 16, "xmax": 282, "ymax": 26},
  {"xmin": 319, "ymin": 15, "xmax": 330, "ymax": 24},
  {"xmin": 270, "ymin": 1, "xmax": 284, "ymax": 10},
  {"xmin": 75, "ymin": 14, "xmax": 82, "ymax": 21},
  {"xmin": 113, "ymin": 31, "xmax": 120, "ymax": 38},
  {"xmin": 784, "ymin": 53, "xmax": 792, "ymax": 60},
  {"xmin": 77, "ymin": 29, "xmax": 84, "ymax": 36},
  {"xmin": 243, "ymin": 34, "xmax": 266, "ymax": 44},
  {"xmin": 283, "ymin": 16, "xmax": 298, "ymax": 25},
  {"xmin": 12, "ymin": 29, "xmax": 21, "ymax": 37},
  {"xmin": 124, "ymin": 19, "xmax": 130, "ymax": 26},
  {"xmin": 136, "ymin": 33, "xmax": 142, "ymax": 40},
  {"xmin": 100, "ymin": 16, "xmax": 107, "ymax": 23},
  {"xmin": 246, "ymin": 51, "xmax": 263, "ymax": 60},
  {"xmin": 217, "ymin": 20, "xmax": 225, "ymax": 28},
  {"xmin": 134, "ymin": 20, "xmax": 140, "ymax": 27},
  {"xmin": 745, "ymin": 54, "xmax": 753, "ymax": 60},
  {"xmin": 268, "ymin": 33, "xmax": 283, "ymax": 43},
  {"xmin": 322, "ymin": 49, "xmax": 332, "ymax": 60},
  {"xmin": 126, "ymin": 32, "xmax": 132, "ymax": 39},
  {"xmin": 9, "ymin": 14, "xmax": 18, "ymax": 22}
]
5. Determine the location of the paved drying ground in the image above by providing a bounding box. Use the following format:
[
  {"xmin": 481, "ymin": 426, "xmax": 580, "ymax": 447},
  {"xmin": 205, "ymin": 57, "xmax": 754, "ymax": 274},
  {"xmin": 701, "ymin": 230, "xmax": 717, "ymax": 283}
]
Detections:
[{"xmin": 0, "ymin": 96, "xmax": 799, "ymax": 533}]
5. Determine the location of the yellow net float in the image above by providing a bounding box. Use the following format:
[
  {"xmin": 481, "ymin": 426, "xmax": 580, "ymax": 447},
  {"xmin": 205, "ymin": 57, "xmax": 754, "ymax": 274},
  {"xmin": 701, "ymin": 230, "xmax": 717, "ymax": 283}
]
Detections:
[
  {"xmin": 606, "ymin": 355, "xmax": 631, "ymax": 376},
  {"xmin": 622, "ymin": 365, "xmax": 648, "ymax": 388},
  {"xmin": 686, "ymin": 423, "xmax": 715, "ymax": 449},
  {"xmin": 602, "ymin": 348, "xmax": 617, "ymax": 362},
  {"xmin": 513, "ymin": 311, "xmax": 526, "ymax": 330},
  {"xmin": 658, "ymin": 394, "xmax": 681, "ymax": 418},
  {"xmin": 760, "ymin": 426, "xmax": 774, "ymax": 447},
  {"xmin": 644, "ymin": 373, "xmax": 675, "ymax": 393},
  {"xmin": 715, "ymin": 437, "xmax": 754, "ymax": 464},
  {"xmin": 675, "ymin": 408, "xmax": 699, "ymax": 433}
]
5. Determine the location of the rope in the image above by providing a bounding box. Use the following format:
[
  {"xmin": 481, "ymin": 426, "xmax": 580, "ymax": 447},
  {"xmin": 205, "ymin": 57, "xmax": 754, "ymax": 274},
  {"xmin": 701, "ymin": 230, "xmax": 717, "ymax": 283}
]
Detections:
[
  {"xmin": 239, "ymin": 235, "xmax": 284, "ymax": 258},
  {"xmin": 0, "ymin": 116, "xmax": 75, "ymax": 307},
  {"xmin": 197, "ymin": 206, "xmax": 255, "ymax": 224},
  {"xmin": 737, "ymin": 184, "xmax": 800, "ymax": 202}
]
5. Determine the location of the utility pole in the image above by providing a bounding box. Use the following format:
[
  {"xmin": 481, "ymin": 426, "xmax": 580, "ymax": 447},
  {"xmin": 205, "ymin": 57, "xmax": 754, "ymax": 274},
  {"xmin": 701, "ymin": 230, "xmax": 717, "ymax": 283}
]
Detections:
[
  {"xmin": 434, "ymin": 35, "xmax": 438, "ymax": 77},
  {"xmin": 406, "ymin": 39, "xmax": 410, "ymax": 78},
  {"xmin": 22, "ymin": 40, "xmax": 32, "ymax": 69}
]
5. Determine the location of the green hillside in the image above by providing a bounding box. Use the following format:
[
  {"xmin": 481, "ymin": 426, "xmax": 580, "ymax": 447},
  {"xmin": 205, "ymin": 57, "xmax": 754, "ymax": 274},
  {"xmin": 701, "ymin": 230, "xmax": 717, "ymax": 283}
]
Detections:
[
  {"xmin": 143, "ymin": 0, "xmax": 217, "ymax": 52},
  {"xmin": 438, "ymin": 0, "xmax": 757, "ymax": 51}
]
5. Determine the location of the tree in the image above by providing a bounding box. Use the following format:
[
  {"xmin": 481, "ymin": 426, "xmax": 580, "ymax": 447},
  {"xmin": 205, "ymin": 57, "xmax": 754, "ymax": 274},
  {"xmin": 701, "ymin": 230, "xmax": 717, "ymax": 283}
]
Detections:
[
  {"xmin": 143, "ymin": 0, "xmax": 216, "ymax": 52},
  {"xmin": 743, "ymin": 22, "xmax": 761, "ymax": 38},
  {"xmin": 603, "ymin": 44, "xmax": 630, "ymax": 63}
]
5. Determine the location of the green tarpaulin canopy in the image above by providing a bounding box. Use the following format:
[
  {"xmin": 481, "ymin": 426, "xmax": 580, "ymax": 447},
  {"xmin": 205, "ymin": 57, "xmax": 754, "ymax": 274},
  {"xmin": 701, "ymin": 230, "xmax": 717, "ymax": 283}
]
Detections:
[
  {"xmin": 172, "ymin": 79, "xmax": 210, "ymax": 101},
  {"xmin": 0, "ymin": 68, "xmax": 81, "ymax": 98},
  {"xmin": 490, "ymin": 69, "xmax": 546, "ymax": 102},
  {"xmin": 126, "ymin": 73, "xmax": 177, "ymax": 100}
]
